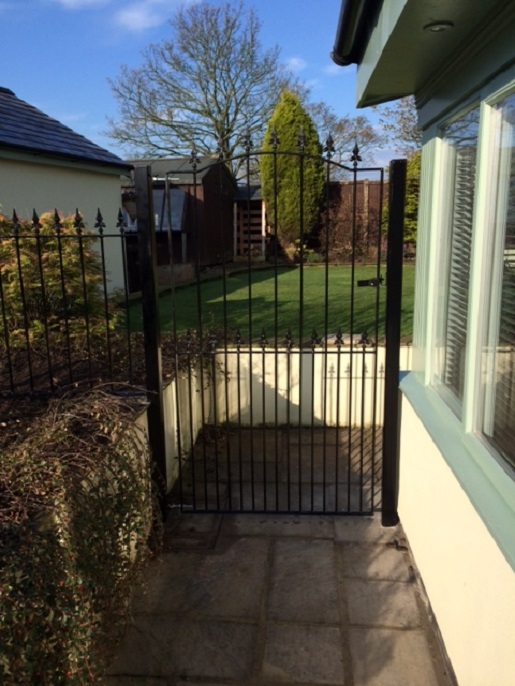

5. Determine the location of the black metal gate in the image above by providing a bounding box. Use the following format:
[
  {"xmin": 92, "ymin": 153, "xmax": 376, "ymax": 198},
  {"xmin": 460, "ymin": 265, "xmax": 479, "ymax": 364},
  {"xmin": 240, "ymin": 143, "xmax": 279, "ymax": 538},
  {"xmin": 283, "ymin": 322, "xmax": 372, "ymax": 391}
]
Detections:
[{"xmin": 135, "ymin": 140, "xmax": 406, "ymax": 517}]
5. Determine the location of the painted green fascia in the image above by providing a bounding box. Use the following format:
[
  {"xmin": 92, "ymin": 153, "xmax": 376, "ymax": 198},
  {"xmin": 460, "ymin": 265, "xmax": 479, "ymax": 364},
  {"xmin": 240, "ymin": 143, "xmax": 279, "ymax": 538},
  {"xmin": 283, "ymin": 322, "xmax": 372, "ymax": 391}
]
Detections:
[{"xmin": 356, "ymin": 0, "xmax": 408, "ymax": 106}]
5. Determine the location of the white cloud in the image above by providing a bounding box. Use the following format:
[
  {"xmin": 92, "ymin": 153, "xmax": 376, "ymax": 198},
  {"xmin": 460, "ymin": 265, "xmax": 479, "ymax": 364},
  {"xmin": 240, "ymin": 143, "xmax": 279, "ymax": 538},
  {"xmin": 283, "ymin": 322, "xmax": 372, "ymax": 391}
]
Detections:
[
  {"xmin": 52, "ymin": 0, "xmax": 111, "ymax": 8},
  {"xmin": 285, "ymin": 56, "xmax": 307, "ymax": 73},
  {"xmin": 114, "ymin": 0, "xmax": 192, "ymax": 32},
  {"xmin": 115, "ymin": 4, "xmax": 163, "ymax": 31}
]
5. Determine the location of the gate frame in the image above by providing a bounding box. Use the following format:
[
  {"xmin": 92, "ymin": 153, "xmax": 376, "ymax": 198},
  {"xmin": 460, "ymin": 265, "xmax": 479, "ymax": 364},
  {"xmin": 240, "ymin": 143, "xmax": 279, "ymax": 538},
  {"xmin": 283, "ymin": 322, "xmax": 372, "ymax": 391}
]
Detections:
[
  {"xmin": 135, "ymin": 166, "xmax": 168, "ymax": 508},
  {"xmin": 382, "ymin": 159, "xmax": 407, "ymax": 527},
  {"xmin": 135, "ymin": 157, "xmax": 407, "ymax": 522}
]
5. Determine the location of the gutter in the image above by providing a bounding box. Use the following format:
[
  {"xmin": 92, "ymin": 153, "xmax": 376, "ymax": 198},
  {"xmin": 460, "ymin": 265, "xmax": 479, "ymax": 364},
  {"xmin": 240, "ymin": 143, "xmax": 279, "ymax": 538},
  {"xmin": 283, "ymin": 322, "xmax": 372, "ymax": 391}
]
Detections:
[
  {"xmin": 0, "ymin": 142, "xmax": 133, "ymax": 173},
  {"xmin": 331, "ymin": 0, "xmax": 382, "ymax": 66}
]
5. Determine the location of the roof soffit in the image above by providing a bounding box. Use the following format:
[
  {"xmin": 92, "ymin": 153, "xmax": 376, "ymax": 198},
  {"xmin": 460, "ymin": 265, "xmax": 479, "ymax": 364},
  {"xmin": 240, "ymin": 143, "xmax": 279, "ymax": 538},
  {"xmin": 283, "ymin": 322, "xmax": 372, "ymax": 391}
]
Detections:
[{"xmin": 356, "ymin": 0, "xmax": 514, "ymax": 107}]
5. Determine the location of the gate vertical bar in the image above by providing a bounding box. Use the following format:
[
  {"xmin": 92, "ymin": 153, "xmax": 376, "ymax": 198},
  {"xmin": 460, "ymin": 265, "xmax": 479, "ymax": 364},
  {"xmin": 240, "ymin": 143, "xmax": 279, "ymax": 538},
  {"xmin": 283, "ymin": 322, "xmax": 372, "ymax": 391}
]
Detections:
[
  {"xmin": 382, "ymin": 158, "xmax": 407, "ymax": 527},
  {"xmin": 297, "ymin": 131, "xmax": 305, "ymax": 511},
  {"xmin": 371, "ymin": 168, "xmax": 385, "ymax": 511},
  {"xmin": 135, "ymin": 165, "xmax": 168, "ymax": 510}
]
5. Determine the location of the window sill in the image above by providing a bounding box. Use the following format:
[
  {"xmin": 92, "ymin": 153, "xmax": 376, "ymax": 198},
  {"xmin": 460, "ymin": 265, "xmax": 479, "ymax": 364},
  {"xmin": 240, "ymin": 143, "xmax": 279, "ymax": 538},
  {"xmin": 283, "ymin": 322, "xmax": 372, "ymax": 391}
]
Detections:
[{"xmin": 400, "ymin": 372, "xmax": 515, "ymax": 571}]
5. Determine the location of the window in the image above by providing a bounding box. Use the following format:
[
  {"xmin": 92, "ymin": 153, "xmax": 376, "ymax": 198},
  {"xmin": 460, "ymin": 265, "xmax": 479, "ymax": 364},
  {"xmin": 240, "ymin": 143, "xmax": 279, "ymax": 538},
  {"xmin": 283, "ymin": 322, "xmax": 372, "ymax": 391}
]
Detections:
[
  {"xmin": 430, "ymin": 90, "xmax": 515, "ymax": 472},
  {"xmin": 435, "ymin": 107, "xmax": 480, "ymax": 412},
  {"xmin": 481, "ymin": 92, "xmax": 515, "ymax": 470},
  {"xmin": 153, "ymin": 187, "xmax": 187, "ymax": 232}
]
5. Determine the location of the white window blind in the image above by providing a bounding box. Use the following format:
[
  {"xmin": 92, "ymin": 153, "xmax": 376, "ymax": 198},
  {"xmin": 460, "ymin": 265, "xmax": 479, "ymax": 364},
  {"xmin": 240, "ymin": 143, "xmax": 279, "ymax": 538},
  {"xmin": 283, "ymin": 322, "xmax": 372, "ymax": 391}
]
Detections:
[
  {"xmin": 482, "ymin": 93, "xmax": 515, "ymax": 470},
  {"xmin": 440, "ymin": 108, "xmax": 480, "ymax": 407}
]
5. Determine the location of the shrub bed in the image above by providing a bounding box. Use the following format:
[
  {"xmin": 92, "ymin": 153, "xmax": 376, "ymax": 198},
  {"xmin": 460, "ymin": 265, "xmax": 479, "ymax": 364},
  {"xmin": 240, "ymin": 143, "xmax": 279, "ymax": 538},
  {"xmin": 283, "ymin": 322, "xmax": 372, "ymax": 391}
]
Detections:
[{"xmin": 0, "ymin": 389, "xmax": 161, "ymax": 684}]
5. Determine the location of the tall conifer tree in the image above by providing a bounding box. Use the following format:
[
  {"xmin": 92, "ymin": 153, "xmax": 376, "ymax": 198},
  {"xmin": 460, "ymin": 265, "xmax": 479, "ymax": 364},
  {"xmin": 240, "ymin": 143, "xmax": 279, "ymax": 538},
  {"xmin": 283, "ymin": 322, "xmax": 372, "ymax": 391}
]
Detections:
[{"xmin": 261, "ymin": 91, "xmax": 325, "ymax": 247}]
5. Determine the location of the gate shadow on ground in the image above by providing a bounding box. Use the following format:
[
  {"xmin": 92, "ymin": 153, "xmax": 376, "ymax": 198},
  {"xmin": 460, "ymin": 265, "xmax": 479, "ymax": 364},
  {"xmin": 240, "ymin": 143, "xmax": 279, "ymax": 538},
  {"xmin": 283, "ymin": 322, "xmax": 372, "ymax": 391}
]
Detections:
[{"xmin": 173, "ymin": 350, "xmax": 383, "ymax": 515}]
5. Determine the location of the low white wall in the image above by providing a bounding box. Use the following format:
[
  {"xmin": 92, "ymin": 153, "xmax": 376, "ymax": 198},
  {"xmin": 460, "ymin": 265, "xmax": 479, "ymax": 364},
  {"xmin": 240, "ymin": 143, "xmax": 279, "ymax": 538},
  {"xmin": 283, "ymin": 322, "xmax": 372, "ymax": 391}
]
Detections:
[
  {"xmin": 212, "ymin": 345, "xmax": 412, "ymax": 427},
  {"xmin": 135, "ymin": 345, "xmax": 412, "ymax": 491},
  {"xmin": 162, "ymin": 372, "xmax": 211, "ymax": 490},
  {"xmin": 398, "ymin": 395, "xmax": 515, "ymax": 686},
  {"xmin": 134, "ymin": 372, "xmax": 210, "ymax": 493}
]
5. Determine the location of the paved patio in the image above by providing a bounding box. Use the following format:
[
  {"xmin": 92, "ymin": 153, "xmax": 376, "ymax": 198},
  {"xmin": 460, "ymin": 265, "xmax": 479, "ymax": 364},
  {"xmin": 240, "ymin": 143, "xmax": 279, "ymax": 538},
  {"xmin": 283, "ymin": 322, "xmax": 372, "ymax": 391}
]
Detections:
[{"xmin": 105, "ymin": 512, "xmax": 456, "ymax": 686}]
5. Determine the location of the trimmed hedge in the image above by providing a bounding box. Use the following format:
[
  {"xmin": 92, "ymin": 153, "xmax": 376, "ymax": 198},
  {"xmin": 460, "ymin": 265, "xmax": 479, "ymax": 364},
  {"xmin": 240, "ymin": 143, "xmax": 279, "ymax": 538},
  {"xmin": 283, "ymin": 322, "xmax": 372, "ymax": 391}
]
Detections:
[{"xmin": 0, "ymin": 390, "xmax": 160, "ymax": 685}]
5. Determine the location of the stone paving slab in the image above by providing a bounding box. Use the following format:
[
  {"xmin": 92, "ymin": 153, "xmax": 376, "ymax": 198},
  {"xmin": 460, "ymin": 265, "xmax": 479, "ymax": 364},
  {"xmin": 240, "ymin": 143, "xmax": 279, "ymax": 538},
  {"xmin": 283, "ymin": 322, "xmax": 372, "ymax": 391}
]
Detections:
[
  {"xmin": 286, "ymin": 444, "xmax": 372, "ymax": 484},
  {"xmin": 334, "ymin": 516, "xmax": 402, "ymax": 543},
  {"xmin": 339, "ymin": 542, "xmax": 414, "ymax": 582},
  {"xmin": 108, "ymin": 617, "xmax": 257, "ymax": 680},
  {"xmin": 349, "ymin": 627, "xmax": 441, "ymax": 686},
  {"xmin": 105, "ymin": 513, "xmax": 456, "ymax": 686},
  {"xmin": 268, "ymin": 538, "xmax": 339, "ymax": 623},
  {"xmin": 220, "ymin": 482, "xmax": 372, "ymax": 514},
  {"xmin": 220, "ymin": 513, "xmax": 335, "ymax": 538},
  {"xmin": 345, "ymin": 578, "xmax": 421, "ymax": 628},
  {"xmin": 228, "ymin": 431, "xmax": 283, "ymax": 460},
  {"xmin": 263, "ymin": 624, "xmax": 346, "ymax": 684},
  {"xmin": 133, "ymin": 537, "xmax": 269, "ymax": 619}
]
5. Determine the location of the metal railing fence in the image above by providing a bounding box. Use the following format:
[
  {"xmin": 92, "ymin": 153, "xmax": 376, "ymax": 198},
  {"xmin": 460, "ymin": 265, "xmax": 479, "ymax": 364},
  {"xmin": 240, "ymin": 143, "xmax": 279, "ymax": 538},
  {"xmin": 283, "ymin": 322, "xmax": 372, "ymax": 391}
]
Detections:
[{"xmin": 0, "ymin": 208, "xmax": 140, "ymax": 397}]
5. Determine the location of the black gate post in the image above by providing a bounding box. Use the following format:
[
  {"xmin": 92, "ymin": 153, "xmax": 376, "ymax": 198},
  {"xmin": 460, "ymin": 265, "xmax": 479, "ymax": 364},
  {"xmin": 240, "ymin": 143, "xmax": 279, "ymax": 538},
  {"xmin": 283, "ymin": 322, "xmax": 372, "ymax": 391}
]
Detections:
[
  {"xmin": 382, "ymin": 159, "xmax": 407, "ymax": 527},
  {"xmin": 135, "ymin": 166, "xmax": 168, "ymax": 514}
]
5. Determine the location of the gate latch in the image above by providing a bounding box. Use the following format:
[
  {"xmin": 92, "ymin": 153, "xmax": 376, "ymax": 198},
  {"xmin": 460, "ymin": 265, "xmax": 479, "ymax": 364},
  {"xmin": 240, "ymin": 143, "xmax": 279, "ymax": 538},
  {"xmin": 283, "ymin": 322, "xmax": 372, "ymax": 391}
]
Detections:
[{"xmin": 357, "ymin": 275, "xmax": 384, "ymax": 288}]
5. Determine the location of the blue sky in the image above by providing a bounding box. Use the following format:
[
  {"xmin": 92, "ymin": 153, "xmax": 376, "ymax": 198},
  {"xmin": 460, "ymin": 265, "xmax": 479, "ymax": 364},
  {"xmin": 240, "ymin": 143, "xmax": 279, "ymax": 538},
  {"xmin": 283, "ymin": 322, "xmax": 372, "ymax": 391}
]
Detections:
[{"xmin": 0, "ymin": 0, "xmax": 373, "ymax": 158}]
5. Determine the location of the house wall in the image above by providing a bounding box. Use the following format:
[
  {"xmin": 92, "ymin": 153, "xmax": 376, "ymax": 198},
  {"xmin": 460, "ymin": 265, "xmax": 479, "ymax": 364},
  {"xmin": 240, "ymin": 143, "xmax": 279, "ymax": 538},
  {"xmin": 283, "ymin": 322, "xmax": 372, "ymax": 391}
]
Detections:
[
  {"xmin": 394, "ymin": 11, "xmax": 515, "ymax": 686},
  {"xmin": 398, "ymin": 386, "xmax": 515, "ymax": 686},
  {"xmin": 0, "ymin": 154, "xmax": 129, "ymax": 291}
]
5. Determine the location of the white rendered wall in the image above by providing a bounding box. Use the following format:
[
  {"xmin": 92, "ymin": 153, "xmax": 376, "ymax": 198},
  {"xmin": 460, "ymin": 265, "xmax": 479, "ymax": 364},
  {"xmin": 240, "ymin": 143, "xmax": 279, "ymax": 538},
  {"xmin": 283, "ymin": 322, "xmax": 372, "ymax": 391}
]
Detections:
[
  {"xmin": 0, "ymin": 156, "xmax": 127, "ymax": 291},
  {"xmin": 398, "ymin": 394, "xmax": 515, "ymax": 686},
  {"xmin": 137, "ymin": 345, "xmax": 412, "ymax": 490},
  {"xmin": 163, "ymin": 373, "xmax": 211, "ymax": 490},
  {"xmin": 135, "ymin": 372, "xmax": 210, "ymax": 493},
  {"xmin": 208, "ymin": 346, "xmax": 411, "ymax": 427}
]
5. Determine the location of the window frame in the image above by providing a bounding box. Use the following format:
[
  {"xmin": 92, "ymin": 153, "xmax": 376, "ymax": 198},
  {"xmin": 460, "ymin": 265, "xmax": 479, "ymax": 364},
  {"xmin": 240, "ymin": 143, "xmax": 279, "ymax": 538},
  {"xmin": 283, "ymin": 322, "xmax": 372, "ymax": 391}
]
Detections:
[
  {"xmin": 427, "ymin": 85, "xmax": 515, "ymax": 478},
  {"xmin": 431, "ymin": 103, "xmax": 481, "ymax": 419}
]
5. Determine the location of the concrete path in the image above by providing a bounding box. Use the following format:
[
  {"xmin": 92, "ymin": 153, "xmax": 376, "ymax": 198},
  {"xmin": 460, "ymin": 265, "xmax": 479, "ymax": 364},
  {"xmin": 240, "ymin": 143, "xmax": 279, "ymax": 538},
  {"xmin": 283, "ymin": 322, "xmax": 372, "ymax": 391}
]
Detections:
[{"xmin": 105, "ymin": 513, "xmax": 456, "ymax": 686}]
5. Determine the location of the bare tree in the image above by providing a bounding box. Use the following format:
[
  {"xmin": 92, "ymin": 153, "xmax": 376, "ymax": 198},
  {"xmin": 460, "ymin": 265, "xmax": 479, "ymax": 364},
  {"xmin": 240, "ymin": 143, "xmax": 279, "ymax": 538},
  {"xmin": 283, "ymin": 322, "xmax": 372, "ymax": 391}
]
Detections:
[
  {"xmin": 107, "ymin": 1, "xmax": 294, "ymax": 175},
  {"xmin": 375, "ymin": 96, "xmax": 422, "ymax": 155},
  {"xmin": 307, "ymin": 101, "xmax": 384, "ymax": 175}
]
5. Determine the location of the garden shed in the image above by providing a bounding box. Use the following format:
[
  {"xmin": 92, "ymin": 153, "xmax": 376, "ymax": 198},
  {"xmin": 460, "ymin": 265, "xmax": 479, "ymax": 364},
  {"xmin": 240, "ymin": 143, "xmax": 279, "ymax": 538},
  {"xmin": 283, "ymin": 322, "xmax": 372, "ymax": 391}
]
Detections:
[
  {"xmin": 234, "ymin": 185, "xmax": 267, "ymax": 259},
  {"xmin": 0, "ymin": 86, "xmax": 131, "ymax": 291},
  {"xmin": 122, "ymin": 157, "xmax": 236, "ymax": 291}
]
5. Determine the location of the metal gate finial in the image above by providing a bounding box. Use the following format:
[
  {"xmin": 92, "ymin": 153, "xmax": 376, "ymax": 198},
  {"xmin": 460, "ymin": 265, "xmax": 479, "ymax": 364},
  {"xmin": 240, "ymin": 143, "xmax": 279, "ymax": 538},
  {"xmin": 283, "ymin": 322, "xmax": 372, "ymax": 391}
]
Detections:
[
  {"xmin": 189, "ymin": 147, "xmax": 199, "ymax": 169},
  {"xmin": 351, "ymin": 143, "xmax": 362, "ymax": 168},
  {"xmin": 244, "ymin": 131, "xmax": 253, "ymax": 154},
  {"xmin": 324, "ymin": 134, "xmax": 335, "ymax": 159}
]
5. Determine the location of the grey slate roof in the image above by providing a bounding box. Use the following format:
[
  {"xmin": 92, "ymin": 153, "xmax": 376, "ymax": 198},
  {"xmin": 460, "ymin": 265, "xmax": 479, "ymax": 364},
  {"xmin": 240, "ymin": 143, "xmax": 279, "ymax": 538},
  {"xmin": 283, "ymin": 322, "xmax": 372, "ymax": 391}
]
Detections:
[{"xmin": 0, "ymin": 87, "xmax": 130, "ymax": 170}]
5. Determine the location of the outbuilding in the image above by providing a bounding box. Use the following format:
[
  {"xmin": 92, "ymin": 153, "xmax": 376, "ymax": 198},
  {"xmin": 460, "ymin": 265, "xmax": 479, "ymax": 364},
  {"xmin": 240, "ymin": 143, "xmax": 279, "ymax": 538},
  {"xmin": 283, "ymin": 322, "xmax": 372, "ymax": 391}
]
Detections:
[{"xmin": 0, "ymin": 86, "xmax": 131, "ymax": 291}]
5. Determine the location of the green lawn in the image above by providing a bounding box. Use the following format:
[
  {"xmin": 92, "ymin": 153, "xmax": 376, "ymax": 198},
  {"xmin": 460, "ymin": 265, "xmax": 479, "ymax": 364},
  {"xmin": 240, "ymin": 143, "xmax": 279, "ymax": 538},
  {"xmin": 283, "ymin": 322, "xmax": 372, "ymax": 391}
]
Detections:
[{"xmin": 128, "ymin": 264, "xmax": 414, "ymax": 343}]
